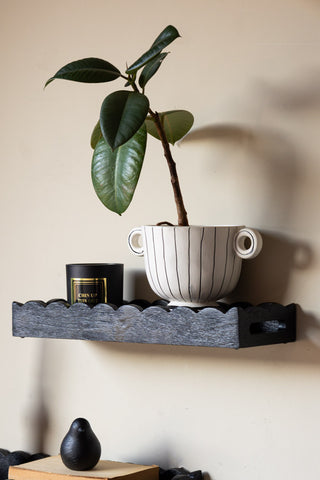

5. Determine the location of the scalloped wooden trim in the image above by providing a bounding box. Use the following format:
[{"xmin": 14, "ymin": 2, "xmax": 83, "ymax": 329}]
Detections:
[{"xmin": 12, "ymin": 300, "xmax": 296, "ymax": 349}]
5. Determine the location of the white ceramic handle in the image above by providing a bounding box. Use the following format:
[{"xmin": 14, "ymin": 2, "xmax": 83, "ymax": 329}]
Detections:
[
  {"xmin": 128, "ymin": 227, "xmax": 144, "ymax": 256},
  {"xmin": 234, "ymin": 228, "xmax": 263, "ymax": 259}
]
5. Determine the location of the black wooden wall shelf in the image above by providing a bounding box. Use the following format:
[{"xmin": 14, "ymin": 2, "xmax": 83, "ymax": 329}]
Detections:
[{"xmin": 12, "ymin": 299, "xmax": 296, "ymax": 349}]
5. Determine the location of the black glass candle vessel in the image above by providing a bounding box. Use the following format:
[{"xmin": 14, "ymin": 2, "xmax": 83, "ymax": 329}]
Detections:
[{"xmin": 66, "ymin": 263, "xmax": 123, "ymax": 307}]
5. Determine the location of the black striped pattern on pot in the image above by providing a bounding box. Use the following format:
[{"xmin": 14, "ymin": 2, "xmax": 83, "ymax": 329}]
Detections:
[{"xmin": 141, "ymin": 226, "xmax": 242, "ymax": 306}]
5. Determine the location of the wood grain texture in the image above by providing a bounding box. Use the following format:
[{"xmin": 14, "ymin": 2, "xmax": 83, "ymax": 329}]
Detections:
[
  {"xmin": 9, "ymin": 455, "xmax": 158, "ymax": 480},
  {"xmin": 12, "ymin": 300, "xmax": 296, "ymax": 349}
]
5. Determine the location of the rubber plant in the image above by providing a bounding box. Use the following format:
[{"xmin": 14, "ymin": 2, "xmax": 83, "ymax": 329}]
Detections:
[{"xmin": 45, "ymin": 25, "xmax": 193, "ymax": 226}]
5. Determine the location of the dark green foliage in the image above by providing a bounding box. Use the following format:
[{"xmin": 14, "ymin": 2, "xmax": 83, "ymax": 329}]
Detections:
[
  {"xmin": 46, "ymin": 25, "xmax": 193, "ymax": 218},
  {"xmin": 45, "ymin": 58, "xmax": 120, "ymax": 86}
]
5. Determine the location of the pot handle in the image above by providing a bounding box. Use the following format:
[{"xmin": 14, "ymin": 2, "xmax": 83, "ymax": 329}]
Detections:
[
  {"xmin": 128, "ymin": 227, "xmax": 144, "ymax": 256},
  {"xmin": 234, "ymin": 228, "xmax": 263, "ymax": 259}
]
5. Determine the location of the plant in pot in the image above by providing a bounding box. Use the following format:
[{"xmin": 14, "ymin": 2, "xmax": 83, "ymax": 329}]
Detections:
[{"xmin": 46, "ymin": 25, "xmax": 262, "ymax": 307}]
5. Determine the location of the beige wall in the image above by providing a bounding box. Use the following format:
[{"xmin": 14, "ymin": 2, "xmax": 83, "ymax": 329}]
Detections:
[{"xmin": 1, "ymin": 0, "xmax": 320, "ymax": 478}]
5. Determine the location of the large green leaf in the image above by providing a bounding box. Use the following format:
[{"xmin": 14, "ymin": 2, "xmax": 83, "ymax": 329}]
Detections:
[
  {"xmin": 45, "ymin": 58, "xmax": 121, "ymax": 87},
  {"xmin": 91, "ymin": 124, "xmax": 147, "ymax": 215},
  {"xmin": 100, "ymin": 90, "xmax": 149, "ymax": 150},
  {"xmin": 138, "ymin": 52, "xmax": 168, "ymax": 89},
  {"xmin": 126, "ymin": 25, "xmax": 180, "ymax": 74},
  {"xmin": 145, "ymin": 110, "xmax": 194, "ymax": 145}
]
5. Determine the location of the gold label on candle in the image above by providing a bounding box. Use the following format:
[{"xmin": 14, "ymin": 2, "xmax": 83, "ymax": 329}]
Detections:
[{"xmin": 71, "ymin": 277, "xmax": 107, "ymax": 305}]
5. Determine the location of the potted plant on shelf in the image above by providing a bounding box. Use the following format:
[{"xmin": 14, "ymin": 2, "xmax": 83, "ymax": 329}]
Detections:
[{"xmin": 46, "ymin": 25, "xmax": 262, "ymax": 307}]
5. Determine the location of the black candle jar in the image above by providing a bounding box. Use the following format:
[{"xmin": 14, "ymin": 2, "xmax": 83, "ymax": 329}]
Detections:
[{"xmin": 66, "ymin": 263, "xmax": 123, "ymax": 307}]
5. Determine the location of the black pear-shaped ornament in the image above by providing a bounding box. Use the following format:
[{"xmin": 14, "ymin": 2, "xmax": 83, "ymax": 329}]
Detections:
[{"xmin": 60, "ymin": 418, "xmax": 101, "ymax": 471}]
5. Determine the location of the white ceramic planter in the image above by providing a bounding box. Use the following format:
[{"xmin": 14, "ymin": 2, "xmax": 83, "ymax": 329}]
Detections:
[{"xmin": 128, "ymin": 225, "xmax": 263, "ymax": 307}]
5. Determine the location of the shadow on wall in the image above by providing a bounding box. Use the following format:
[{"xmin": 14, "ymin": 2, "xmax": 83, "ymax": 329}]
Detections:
[
  {"xmin": 125, "ymin": 268, "xmax": 159, "ymax": 303},
  {"xmin": 228, "ymin": 230, "xmax": 313, "ymax": 305},
  {"xmin": 255, "ymin": 67, "xmax": 320, "ymax": 113},
  {"xmin": 181, "ymin": 123, "xmax": 301, "ymax": 229},
  {"xmin": 25, "ymin": 340, "xmax": 50, "ymax": 454}
]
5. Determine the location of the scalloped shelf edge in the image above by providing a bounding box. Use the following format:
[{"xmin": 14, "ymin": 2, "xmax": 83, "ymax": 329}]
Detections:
[{"xmin": 12, "ymin": 300, "xmax": 296, "ymax": 349}]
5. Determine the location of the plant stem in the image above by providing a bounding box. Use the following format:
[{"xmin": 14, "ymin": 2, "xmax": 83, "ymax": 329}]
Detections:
[
  {"xmin": 128, "ymin": 79, "xmax": 189, "ymax": 226},
  {"xmin": 148, "ymin": 109, "xmax": 189, "ymax": 226}
]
